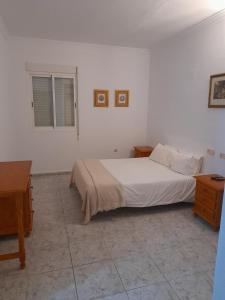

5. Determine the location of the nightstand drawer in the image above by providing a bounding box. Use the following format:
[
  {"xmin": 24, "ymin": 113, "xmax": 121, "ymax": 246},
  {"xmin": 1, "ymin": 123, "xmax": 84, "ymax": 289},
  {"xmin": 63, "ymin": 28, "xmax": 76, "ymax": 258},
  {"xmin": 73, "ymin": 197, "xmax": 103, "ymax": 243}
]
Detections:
[
  {"xmin": 196, "ymin": 183, "xmax": 217, "ymax": 200},
  {"xmin": 196, "ymin": 194, "xmax": 217, "ymax": 211},
  {"xmin": 193, "ymin": 174, "xmax": 224, "ymax": 230},
  {"xmin": 133, "ymin": 146, "xmax": 153, "ymax": 158},
  {"xmin": 196, "ymin": 183, "xmax": 217, "ymax": 210},
  {"xmin": 193, "ymin": 203, "xmax": 215, "ymax": 224},
  {"xmin": 134, "ymin": 150, "xmax": 151, "ymax": 158}
]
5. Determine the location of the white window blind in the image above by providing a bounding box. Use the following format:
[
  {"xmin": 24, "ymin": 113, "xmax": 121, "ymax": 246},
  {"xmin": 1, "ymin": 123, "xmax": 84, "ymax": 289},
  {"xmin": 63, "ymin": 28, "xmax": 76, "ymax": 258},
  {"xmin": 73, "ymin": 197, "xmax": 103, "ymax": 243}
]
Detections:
[
  {"xmin": 32, "ymin": 75, "xmax": 75, "ymax": 128},
  {"xmin": 55, "ymin": 78, "xmax": 75, "ymax": 127},
  {"xmin": 32, "ymin": 76, "xmax": 54, "ymax": 127}
]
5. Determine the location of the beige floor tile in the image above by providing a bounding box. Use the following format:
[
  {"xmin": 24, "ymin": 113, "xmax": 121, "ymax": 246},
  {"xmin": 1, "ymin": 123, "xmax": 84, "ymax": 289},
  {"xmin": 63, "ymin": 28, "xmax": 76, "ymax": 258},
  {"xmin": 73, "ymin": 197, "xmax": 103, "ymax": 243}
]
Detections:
[
  {"xmin": 67, "ymin": 222, "xmax": 103, "ymax": 243},
  {"xmin": 33, "ymin": 210, "xmax": 65, "ymax": 227},
  {"xmin": 105, "ymin": 236, "xmax": 146, "ymax": 259},
  {"xmin": 96, "ymin": 293, "xmax": 128, "ymax": 300},
  {"xmin": 70, "ymin": 239, "xmax": 110, "ymax": 266},
  {"xmin": 168, "ymin": 271, "xmax": 213, "ymax": 300},
  {"xmin": 127, "ymin": 281, "xmax": 179, "ymax": 300},
  {"xmin": 27, "ymin": 268, "xmax": 77, "ymax": 300},
  {"xmin": 75, "ymin": 260, "xmax": 124, "ymax": 300},
  {"xmin": 27, "ymin": 244, "xmax": 72, "ymax": 274},
  {"xmin": 0, "ymin": 259, "xmax": 27, "ymax": 279},
  {"xmin": 31, "ymin": 225, "xmax": 68, "ymax": 248},
  {"xmin": 0, "ymin": 274, "xmax": 27, "ymax": 300},
  {"xmin": 115, "ymin": 253, "xmax": 164, "ymax": 290}
]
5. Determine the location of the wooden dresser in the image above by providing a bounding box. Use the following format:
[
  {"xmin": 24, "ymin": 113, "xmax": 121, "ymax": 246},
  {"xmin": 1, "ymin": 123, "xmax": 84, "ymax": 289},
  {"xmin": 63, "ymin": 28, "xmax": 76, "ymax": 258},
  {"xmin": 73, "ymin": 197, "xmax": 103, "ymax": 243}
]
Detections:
[
  {"xmin": 134, "ymin": 146, "xmax": 153, "ymax": 158},
  {"xmin": 0, "ymin": 161, "xmax": 33, "ymax": 236},
  {"xmin": 193, "ymin": 174, "xmax": 224, "ymax": 230},
  {"xmin": 0, "ymin": 161, "xmax": 33, "ymax": 268}
]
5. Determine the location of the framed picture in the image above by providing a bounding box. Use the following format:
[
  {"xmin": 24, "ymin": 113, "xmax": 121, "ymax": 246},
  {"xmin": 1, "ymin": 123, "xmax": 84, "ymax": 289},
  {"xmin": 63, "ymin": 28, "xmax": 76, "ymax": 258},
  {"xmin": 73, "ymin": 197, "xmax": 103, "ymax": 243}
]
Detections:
[
  {"xmin": 115, "ymin": 90, "xmax": 129, "ymax": 107},
  {"xmin": 208, "ymin": 73, "xmax": 225, "ymax": 108},
  {"xmin": 94, "ymin": 89, "xmax": 109, "ymax": 107}
]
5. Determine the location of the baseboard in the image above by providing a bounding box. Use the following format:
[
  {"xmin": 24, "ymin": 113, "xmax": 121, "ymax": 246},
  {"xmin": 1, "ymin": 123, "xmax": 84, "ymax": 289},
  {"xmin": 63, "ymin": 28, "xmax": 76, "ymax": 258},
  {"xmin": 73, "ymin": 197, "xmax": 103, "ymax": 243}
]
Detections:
[{"xmin": 32, "ymin": 170, "xmax": 71, "ymax": 176}]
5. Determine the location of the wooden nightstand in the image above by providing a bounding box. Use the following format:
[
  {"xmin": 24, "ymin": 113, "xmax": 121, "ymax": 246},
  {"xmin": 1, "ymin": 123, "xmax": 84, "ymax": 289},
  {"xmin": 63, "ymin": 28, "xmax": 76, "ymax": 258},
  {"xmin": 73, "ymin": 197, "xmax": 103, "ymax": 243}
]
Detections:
[
  {"xmin": 134, "ymin": 146, "xmax": 153, "ymax": 158},
  {"xmin": 193, "ymin": 174, "xmax": 224, "ymax": 230}
]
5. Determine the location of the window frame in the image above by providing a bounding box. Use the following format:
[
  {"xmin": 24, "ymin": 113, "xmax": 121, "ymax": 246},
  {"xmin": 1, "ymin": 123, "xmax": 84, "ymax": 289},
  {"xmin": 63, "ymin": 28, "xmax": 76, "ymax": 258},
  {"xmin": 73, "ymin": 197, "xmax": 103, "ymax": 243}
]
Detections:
[{"xmin": 30, "ymin": 72, "xmax": 76, "ymax": 131}]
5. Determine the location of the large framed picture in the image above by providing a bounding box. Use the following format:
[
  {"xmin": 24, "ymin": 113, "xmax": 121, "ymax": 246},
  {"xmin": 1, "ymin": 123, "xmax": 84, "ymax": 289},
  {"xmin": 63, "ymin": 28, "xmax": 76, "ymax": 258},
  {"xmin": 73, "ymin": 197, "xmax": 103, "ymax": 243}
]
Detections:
[
  {"xmin": 94, "ymin": 89, "xmax": 109, "ymax": 107},
  {"xmin": 208, "ymin": 73, "xmax": 225, "ymax": 108},
  {"xmin": 115, "ymin": 90, "xmax": 129, "ymax": 107}
]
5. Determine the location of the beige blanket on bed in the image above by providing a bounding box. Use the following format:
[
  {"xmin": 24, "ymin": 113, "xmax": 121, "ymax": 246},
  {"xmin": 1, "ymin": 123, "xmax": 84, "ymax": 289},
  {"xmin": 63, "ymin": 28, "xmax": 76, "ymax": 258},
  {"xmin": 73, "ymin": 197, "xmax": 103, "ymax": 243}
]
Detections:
[{"xmin": 70, "ymin": 159, "xmax": 124, "ymax": 224}]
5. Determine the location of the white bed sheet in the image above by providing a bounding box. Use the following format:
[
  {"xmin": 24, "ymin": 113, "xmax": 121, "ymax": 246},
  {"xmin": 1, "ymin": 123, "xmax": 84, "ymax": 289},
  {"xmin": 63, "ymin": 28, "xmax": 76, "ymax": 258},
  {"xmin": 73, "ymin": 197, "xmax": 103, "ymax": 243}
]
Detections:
[{"xmin": 100, "ymin": 158, "xmax": 196, "ymax": 207}]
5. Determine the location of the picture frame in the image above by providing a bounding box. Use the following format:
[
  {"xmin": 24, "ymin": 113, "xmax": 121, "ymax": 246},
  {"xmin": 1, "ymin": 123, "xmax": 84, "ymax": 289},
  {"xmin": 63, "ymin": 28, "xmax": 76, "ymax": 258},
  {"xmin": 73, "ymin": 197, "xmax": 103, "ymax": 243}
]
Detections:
[
  {"xmin": 94, "ymin": 89, "xmax": 109, "ymax": 107},
  {"xmin": 208, "ymin": 73, "xmax": 225, "ymax": 108},
  {"xmin": 115, "ymin": 90, "xmax": 129, "ymax": 107}
]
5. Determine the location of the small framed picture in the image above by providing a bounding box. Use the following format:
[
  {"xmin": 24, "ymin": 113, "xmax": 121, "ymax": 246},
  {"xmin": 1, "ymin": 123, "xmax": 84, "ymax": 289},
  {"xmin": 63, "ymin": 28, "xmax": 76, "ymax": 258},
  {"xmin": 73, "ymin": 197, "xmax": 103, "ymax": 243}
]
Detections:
[
  {"xmin": 94, "ymin": 89, "xmax": 109, "ymax": 107},
  {"xmin": 208, "ymin": 73, "xmax": 225, "ymax": 108},
  {"xmin": 115, "ymin": 90, "xmax": 129, "ymax": 107}
]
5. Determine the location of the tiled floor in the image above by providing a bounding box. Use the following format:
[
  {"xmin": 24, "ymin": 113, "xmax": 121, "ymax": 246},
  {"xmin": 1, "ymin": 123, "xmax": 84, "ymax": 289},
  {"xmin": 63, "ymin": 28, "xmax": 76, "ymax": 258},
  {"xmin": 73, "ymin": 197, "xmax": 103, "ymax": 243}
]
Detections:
[{"xmin": 0, "ymin": 173, "xmax": 218, "ymax": 300}]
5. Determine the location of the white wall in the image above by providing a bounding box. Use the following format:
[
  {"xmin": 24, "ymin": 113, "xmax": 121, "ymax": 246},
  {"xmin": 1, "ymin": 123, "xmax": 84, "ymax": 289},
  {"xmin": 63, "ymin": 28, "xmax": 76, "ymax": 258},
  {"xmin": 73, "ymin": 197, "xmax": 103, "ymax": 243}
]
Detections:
[
  {"xmin": 147, "ymin": 14, "xmax": 225, "ymax": 175},
  {"xmin": 9, "ymin": 37, "xmax": 150, "ymax": 173},
  {"xmin": 0, "ymin": 18, "xmax": 14, "ymax": 161}
]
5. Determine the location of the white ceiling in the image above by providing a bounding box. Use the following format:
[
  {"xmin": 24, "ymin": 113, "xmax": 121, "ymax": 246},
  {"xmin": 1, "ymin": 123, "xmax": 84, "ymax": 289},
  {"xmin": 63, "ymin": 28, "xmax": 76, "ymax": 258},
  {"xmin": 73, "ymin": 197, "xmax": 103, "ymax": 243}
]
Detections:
[{"xmin": 0, "ymin": 0, "xmax": 224, "ymax": 48}]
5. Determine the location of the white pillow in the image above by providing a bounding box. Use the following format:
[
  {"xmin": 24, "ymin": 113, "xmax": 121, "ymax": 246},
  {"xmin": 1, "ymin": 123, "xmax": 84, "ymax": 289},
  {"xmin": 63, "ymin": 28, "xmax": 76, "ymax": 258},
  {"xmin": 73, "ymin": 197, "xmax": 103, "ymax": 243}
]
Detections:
[
  {"xmin": 149, "ymin": 143, "xmax": 177, "ymax": 167},
  {"xmin": 170, "ymin": 151, "xmax": 203, "ymax": 175},
  {"xmin": 164, "ymin": 145, "xmax": 179, "ymax": 167},
  {"xmin": 164, "ymin": 144, "xmax": 178, "ymax": 152},
  {"xmin": 178, "ymin": 149, "xmax": 203, "ymax": 174},
  {"xmin": 191, "ymin": 156, "xmax": 203, "ymax": 174}
]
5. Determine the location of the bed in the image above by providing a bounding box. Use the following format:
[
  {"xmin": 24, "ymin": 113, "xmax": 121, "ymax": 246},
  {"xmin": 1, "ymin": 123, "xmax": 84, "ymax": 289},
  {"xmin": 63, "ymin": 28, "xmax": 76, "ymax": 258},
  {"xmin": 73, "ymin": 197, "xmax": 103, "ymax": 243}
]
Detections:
[{"xmin": 70, "ymin": 155, "xmax": 196, "ymax": 224}]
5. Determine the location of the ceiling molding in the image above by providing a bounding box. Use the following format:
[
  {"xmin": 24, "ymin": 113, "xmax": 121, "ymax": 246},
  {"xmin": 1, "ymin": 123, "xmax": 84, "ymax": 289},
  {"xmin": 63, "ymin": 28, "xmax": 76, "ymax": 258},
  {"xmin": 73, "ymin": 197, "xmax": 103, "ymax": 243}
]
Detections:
[
  {"xmin": 178, "ymin": 9, "xmax": 225, "ymax": 41},
  {"xmin": 152, "ymin": 9, "xmax": 225, "ymax": 49},
  {"xmin": 1, "ymin": 1, "xmax": 224, "ymax": 48},
  {"xmin": 189, "ymin": 8, "xmax": 225, "ymax": 31},
  {"xmin": 1, "ymin": 3, "xmax": 225, "ymax": 48}
]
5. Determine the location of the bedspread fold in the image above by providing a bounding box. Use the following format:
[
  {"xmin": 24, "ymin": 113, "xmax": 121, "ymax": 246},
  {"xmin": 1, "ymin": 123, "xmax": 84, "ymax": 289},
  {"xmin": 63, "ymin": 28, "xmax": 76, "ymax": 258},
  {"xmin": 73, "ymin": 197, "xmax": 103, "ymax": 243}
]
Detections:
[{"xmin": 70, "ymin": 159, "xmax": 124, "ymax": 224}]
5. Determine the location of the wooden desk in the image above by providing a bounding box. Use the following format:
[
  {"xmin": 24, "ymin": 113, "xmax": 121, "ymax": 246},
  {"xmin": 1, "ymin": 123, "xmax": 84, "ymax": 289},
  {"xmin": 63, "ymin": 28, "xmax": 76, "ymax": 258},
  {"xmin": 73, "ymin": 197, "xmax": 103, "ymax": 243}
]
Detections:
[{"xmin": 0, "ymin": 161, "xmax": 32, "ymax": 269}]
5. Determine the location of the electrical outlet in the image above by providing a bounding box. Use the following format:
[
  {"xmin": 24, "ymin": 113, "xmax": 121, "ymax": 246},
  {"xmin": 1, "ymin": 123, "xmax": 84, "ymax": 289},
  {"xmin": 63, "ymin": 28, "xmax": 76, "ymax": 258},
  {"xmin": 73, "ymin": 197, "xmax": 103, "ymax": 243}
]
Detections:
[
  {"xmin": 220, "ymin": 153, "xmax": 225, "ymax": 160},
  {"xmin": 114, "ymin": 149, "xmax": 118, "ymax": 152},
  {"xmin": 207, "ymin": 148, "xmax": 215, "ymax": 156}
]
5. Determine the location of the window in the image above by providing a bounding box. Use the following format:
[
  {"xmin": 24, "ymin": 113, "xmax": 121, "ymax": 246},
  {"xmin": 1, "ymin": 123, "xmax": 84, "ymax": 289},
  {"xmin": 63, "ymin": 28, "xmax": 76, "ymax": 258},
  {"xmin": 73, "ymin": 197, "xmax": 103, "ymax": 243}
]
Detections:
[{"xmin": 32, "ymin": 75, "xmax": 75, "ymax": 128}]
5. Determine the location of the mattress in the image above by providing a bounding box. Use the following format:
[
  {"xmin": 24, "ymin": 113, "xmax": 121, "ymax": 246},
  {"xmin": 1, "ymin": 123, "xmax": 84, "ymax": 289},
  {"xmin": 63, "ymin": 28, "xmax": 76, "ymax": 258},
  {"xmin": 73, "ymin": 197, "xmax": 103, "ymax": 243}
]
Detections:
[{"xmin": 100, "ymin": 157, "xmax": 196, "ymax": 207}]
